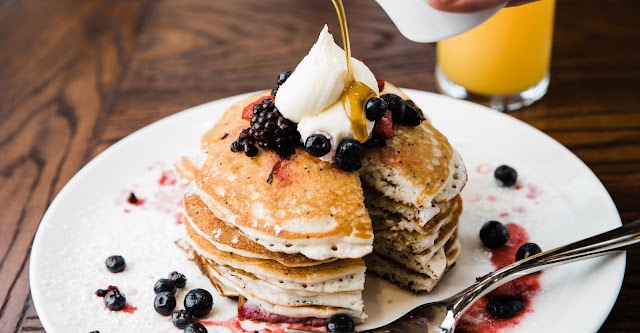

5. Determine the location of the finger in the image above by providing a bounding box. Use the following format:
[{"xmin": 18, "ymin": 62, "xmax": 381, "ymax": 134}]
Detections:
[{"xmin": 426, "ymin": 0, "xmax": 507, "ymax": 13}]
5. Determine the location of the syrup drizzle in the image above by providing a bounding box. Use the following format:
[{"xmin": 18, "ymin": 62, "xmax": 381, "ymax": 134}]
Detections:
[{"xmin": 331, "ymin": 0, "xmax": 375, "ymax": 142}]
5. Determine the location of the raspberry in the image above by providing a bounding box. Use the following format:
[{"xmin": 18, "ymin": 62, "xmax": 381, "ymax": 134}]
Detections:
[
  {"xmin": 372, "ymin": 111, "xmax": 394, "ymax": 139},
  {"xmin": 376, "ymin": 78, "xmax": 385, "ymax": 92}
]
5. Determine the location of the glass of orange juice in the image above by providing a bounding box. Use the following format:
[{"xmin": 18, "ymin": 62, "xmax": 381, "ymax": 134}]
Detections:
[{"xmin": 436, "ymin": 0, "xmax": 555, "ymax": 111}]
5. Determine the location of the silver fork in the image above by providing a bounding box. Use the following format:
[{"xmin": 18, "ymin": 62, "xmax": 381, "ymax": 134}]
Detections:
[{"xmin": 288, "ymin": 219, "xmax": 640, "ymax": 333}]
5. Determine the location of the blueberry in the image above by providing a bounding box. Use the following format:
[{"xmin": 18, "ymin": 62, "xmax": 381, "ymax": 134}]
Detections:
[
  {"xmin": 172, "ymin": 309, "xmax": 193, "ymax": 329},
  {"xmin": 516, "ymin": 242, "xmax": 542, "ymax": 261},
  {"xmin": 184, "ymin": 289, "xmax": 213, "ymax": 318},
  {"xmin": 154, "ymin": 291, "xmax": 177, "ymax": 316},
  {"xmin": 402, "ymin": 100, "xmax": 425, "ymax": 126},
  {"xmin": 381, "ymin": 94, "xmax": 407, "ymax": 123},
  {"xmin": 494, "ymin": 165, "xmax": 518, "ymax": 187},
  {"xmin": 154, "ymin": 278, "xmax": 177, "ymax": 295},
  {"xmin": 276, "ymin": 69, "xmax": 293, "ymax": 86},
  {"xmin": 326, "ymin": 314, "xmax": 355, "ymax": 332},
  {"xmin": 104, "ymin": 289, "xmax": 126, "ymax": 311},
  {"xmin": 365, "ymin": 97, "xmax": 388, "ymax": 121},
  {"xmin": 479, "ymin": 221, "xmax": 510, "ymax": 249},
  {"xmin": 486, "ymin": 297, "xmax": 525, "ymax": 319},
  {"xmin": 335, "ymin": 139, "xmax": 364, "ymax": 171},
  {"xmin": 363, "ymin": 134, "xmax": 386, "ymax": 148},
  {"xmin": 305, "ymin": 135, "xmax": 332, "ymax": 157},
  {"xmin": 184, "ymin": 322, "xmax": 208, "ymax": 333},
  {"xmin": 105, "ymin": 255, "xmax": 126, "ymax": 273},
  {"xmin": 169, "ymin": 271, "xmax": 187, "ymax": 288}
]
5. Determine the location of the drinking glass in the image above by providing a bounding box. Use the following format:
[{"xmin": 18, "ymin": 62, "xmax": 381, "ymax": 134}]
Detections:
[{"xmin": 436, "ymin": 0, "xmax": 556, "ymax": 111}]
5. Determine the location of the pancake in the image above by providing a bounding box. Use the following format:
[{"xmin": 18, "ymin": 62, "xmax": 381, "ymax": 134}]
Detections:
[
  {"xmin": 369, "ymin": 197, "xmax": 462, "ymax": 254},
  {"xmin": 185, "ymin": 218, "xmax": 366, "ymax": 286},
  {"xmin": 239, "ymin": 296, "xmax": 367, "ymax": 325},
  {"xmin": 192, "ymin": 92, "xmax": 373, "ymax": 261},
  {"xmin": 213, "ymin": 264, "xmax": 364, "ymax": 310},
  {"xmin": 361, "ymin": 83, "xmax": 467, "ymax": 208},
  {"xmin": 184, "ymin": 191, "xmax": 332, "ymax": 267},
  {"xmin": 365, "ymin": 232, "xmax": 462, "ymax": 293},
  {"xmin": 364, "ymin": 185, "xmax": 458, "ymax": 233}
]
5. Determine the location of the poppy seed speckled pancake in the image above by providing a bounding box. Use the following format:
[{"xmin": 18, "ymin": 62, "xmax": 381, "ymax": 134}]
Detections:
[
  {"xmin": 365, "ymin": 231, "xmax": 461, "ymax": 293},
  {"xmin": 192, "ymin": 93, "xmax": 373, "ymax": 261}
]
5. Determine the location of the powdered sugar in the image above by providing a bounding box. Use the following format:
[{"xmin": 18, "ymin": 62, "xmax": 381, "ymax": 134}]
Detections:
[{"xmin": 35, "ymin": 162, "xmax": 239, "ymax": 333}]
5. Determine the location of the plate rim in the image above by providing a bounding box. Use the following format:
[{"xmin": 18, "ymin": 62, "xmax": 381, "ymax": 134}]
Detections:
[{"xmin": 29, "ymin": 89, "xmax": 625, "ymax": 332}]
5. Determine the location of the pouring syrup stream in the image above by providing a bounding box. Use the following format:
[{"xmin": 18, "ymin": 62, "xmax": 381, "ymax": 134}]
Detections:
[{"xmin": 331, "ymin": 0, "xmax": 376, "ymax": 142}]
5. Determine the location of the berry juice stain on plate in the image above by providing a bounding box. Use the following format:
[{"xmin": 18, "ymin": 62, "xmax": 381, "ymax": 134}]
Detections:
[{"xmin": 457, "ymin": 224, "xmax": 541, "ymax": 333}]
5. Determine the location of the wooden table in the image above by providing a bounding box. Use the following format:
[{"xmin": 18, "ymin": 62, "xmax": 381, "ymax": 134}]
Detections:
[{"xmin": 1, "ymin": 0, "xmax": 638, "ymax": 331}]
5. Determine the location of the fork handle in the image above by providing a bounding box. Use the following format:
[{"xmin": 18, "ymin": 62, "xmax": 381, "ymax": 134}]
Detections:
[{"xmin": 449, "ymin": 219, "xmax": 640, "ymax": 319}]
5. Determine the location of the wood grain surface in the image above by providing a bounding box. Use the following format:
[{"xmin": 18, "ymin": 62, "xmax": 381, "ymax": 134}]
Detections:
[{"xmin": 1, "ymin": 0, "xmax": 638, "ymax": 331}]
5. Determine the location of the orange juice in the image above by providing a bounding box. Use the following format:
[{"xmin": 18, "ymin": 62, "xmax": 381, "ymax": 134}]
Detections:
[{"xmin": 437, "ymin": 0, "xmax": 555, "ymax": 96}]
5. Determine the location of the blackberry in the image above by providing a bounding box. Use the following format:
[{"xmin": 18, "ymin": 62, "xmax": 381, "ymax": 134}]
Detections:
[
  {"xmin": 516, "ymin": 242, "xmax": 542, "ymax": 261},
  {"xmin": 244, "ymin": 141, "xmax": 259, "ymax": 157},
  {"xmin": 271, "ymin": 86, "xmax": 279, "ymax": 96},
  {"xmin": 480, "ymin": 221, "xmax": 510, "ymax": 249},
  {"xmin": 169, "ymin": 271, "xmax": 187, "ymax": 288},
  {"xmin": 365, "ymin": 97, "xmax": 388, "ymax": 121},
  {"xmin": 154, "ymin": 278, "xmax": 177, "ymax": 295},
  {"xmin": 304, "ymin": 135, "xmax": 331, "ymax": 157},
  {"xmin": 276, "ymin": 69, "xmax": 293, "ymax": 86},
  {"xmin": 246, "ymin": 97, "xmax": 300, "ymax": 157},
  {"xmin": 230, "ymin": 139, "xmax": 244, "ymax": 152},
  {"xmin": 172, "ymin": 309, "xmax": 193, "ymax": 329},
  {"xmin": 336, "ymin": 140, "xmax": 364, "ymax": 172},
  {"xmin": 127, "ymin": 192, "xmax": 139, "ymax": 204},
  {"xmin": 105, "ymin": 255, "xmax": 126, "ymax": 273},
  {"xmin": 95, "ymin": 289, "xmax": 107, "ymax": 297},
  {"xmin": 326, "ymin": 314, "xmax": 355, "ymax": 332}
]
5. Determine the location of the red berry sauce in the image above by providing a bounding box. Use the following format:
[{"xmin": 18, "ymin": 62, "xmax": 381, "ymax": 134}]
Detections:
[
  {"xmin": 194, "ymin": 315, "xmax": 325, "ymax": 333},
  {"xmin": 456, "ymin": 224, "xmax": 542, "ymax": 333}
]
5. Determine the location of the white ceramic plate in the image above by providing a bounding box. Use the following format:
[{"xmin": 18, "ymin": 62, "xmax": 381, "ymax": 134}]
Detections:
[{"xmin": 30, "ymin": 90, "xmax": 624, "ymax": 333}]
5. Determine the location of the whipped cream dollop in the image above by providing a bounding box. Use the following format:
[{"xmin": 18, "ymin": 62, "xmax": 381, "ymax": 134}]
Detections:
[{"xmin": 275, "ymin": 25, "xmax": 379, "ymax": 160}]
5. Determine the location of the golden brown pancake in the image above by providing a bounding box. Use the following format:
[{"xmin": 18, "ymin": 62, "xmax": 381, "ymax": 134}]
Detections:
[
  {"xmin": 192, "ymin": 92, "xmax": 373, "ymax": 261},
  {"xmin": 184, "ymin": 217, "xmax": 366, "ymax": 284},
  {"xmin": 183, "ymin": 191, "xmax": 333, "ymax": 267}
]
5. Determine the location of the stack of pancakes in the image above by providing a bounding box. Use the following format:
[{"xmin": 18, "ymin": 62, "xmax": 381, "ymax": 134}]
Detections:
[
  {"xmin": 176, "ymin": 82, "xmax": 467, "ymax": 325},
  {"xmin": 176, "ymin": 95, "xmax": 374, "ymax": 325},
  {"xmin": 361, "ymin": 84, "xmax": 467, "ymax": 292}
]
